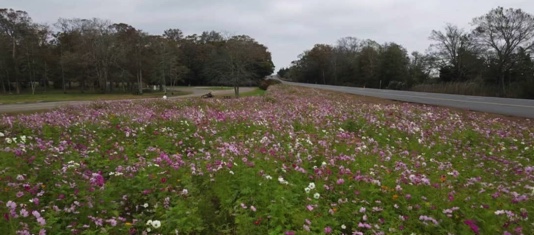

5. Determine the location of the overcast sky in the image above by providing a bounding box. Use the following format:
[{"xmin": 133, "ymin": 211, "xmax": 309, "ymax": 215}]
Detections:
[{"xmin": 4, "ymin": 0, "xmax": 534, "ymax": 71}]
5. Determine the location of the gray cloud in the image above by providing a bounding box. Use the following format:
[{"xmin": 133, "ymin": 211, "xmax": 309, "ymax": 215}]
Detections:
[{"xmin": 4, "ymin": 0, "xmax": 534, "ymax": 70}]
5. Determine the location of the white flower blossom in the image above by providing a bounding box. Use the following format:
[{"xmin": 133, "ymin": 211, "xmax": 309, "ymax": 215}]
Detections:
[
  {"xmin": 308, "ymin": 182, "xmax": 316, "ymax": 190},
  {"xmin": 151, "ymin": 220, "xmax": 161, "ymax": 228},
  {"xmin": 278, "ymin": 176, "xmax": 288, "ymax": 184},
  {"xmin": 314, "ymin": 193, "xmax": 320, "ymax": 199}
]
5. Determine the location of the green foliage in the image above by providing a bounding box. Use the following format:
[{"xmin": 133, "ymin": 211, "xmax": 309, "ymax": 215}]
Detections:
[
  {"xmin": 283, "ymin": 7, "xmax": 534, "ymax": 99},
  {"xmin": 519, "ymin": 80, "xmax": 534, "ymax": 99},
  {"xmin": 0, "ymin": 9, "xmax": 274, "ymax": 95},
  {"xmin": 277, "ymin": 67, "xmax": 290, "ymax": 78},
  {"xmin": 203, "ymin": 35, "xmax": 274, "ymax": 89}
]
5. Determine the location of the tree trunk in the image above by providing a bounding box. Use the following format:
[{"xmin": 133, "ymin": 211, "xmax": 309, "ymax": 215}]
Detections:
[
  {"xmin": 60, "ymin": 46, "xmax": 66, "ymax": 93},
  {"xmin": 44, "ymin": 62, "xmax": 48, "ymax": 92},
  {"xmin": 1, "ymin": 74, "xmax": 6, "ymax": 94},
  {"xmin": 138, "ymin": 69, "xmax": 143, "ymax": 95},
  {"xmin": 6, "ymin": 71, "xmax": 12, "ymax": 93},
  {"xmin": 12, "ymin": 38, "xmax": 20, "ymax": 94},
  {"xmin": 500, "ymin": 73, "xmax": 506, "ymax": 96},
  {"xmin": 28, "ymin": 55, "xmax": 36, "ymax": 95},
  {"xmin": 234, "ymin": 86, "xmax": 240, "ymax": 97}
]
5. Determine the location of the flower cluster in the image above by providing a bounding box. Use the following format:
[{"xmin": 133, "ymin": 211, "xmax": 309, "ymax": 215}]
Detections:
[{"xmin": 1, "ymin": 85, "xmax": 533, "ymax": 234}]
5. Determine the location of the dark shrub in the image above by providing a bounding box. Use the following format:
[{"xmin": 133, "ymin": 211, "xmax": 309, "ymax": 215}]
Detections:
[{"xmin": 259, "ymin": 79, "xmax": 282, "ymax": 90}]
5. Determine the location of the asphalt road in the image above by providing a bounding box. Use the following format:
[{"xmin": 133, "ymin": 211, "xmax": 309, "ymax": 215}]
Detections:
[
  {"xmin": 278, "ymin": 80, "xmax": 534, "ymax": 119},
  {"xmin": 0, "ymin": 87, "xmax": 254, "ymax": 114}
]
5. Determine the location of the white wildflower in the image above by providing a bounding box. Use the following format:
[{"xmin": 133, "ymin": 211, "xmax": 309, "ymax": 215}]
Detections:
[
  {"xmin": 314, "ymin": 193, "xmax": 320, "ymax": 199},
  {"xmin": 308, "ymin": 182, "xmax": 316, "ymax": 190},
  {"xmin": 278, "ymin": 176, "xmax": 288, "ymax": 184},
  {"xmin": 304, "ymin": 187, "xmax": 311, "ymax": 193},
  {"xmin": 151, "ymin": 220, "xmax": 161, "ymax": 228}
]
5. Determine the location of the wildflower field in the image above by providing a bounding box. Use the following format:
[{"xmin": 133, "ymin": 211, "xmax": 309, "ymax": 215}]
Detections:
[{"xmin": 1, "ymin": 85, "xmax": 533, "ymax": 235}]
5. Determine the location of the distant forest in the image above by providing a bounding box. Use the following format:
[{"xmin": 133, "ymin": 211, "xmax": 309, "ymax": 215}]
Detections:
[
  {"xmin": 279, "ymin": 7, "xmax": 534, "ymax": 99},
  {"xmin": 0, "ymin": 8, "xmax": 274, "ymax": 94}
]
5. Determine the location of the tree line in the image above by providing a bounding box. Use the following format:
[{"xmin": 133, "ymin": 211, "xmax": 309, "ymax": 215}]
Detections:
[
  {"xmin": 0, "ymin": 9, "xmax": 274, "ymax": 95},
  {"xmin": 279, "ymin": 7, "xmax": 534, "ymax": 99}
]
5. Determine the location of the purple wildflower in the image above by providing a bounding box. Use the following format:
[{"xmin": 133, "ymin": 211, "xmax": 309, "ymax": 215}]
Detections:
[{"xmin": 464, "ymin": 219, "xmax": 480, "ymax": 235}]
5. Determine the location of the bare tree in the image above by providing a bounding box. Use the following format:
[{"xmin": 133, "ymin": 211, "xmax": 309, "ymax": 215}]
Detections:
[
  {"xmin": 429, "ymin": 24, "xmax": 480, "ymax": 81},
  {"xmin": 471, "ymin": 7, "xmax": 534, "ymax": 94},
  {"xmin": 336, "ymin": 37, "xmax": 361, "ymax": 54},
  {"xmin": 429, "ymin": 24, "xmax": 465, "ymax": 66}
]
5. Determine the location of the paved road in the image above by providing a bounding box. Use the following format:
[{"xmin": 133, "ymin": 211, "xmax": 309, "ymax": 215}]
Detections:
[
  {"xmin": 0, "ymin": 87, "xmax": 254, "ymax": 114},
  {"xmin": 278, "ymin": 80, "xmax": 534, "ymax": 119}
]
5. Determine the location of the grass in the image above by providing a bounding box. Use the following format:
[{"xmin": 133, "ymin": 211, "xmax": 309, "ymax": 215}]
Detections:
[
  {"xmin": 200, "ymin": 86, "xmax": 233, "ymax": 90},
  {"xmin": 410, "ymin": 82, "xmax": 501, "ymax": 97},
  {"xmin": 239, "ymin": 88, "xmax": 266, "ymax": 97},
  {"xmin": 0, "ymin": 89, "xmax": 192, "ymax": 104},
  {"xmin": 209, "ymin": 88, "xmax": 265, "ymax": 98}
]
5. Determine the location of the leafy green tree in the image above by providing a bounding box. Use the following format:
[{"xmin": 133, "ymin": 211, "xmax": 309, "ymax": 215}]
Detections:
[
  {"xmin": 277, "ymin": 67, "xmax": 290, "ymax": 78},
  {"xmin": 409, "ymin": 52, "xmax": 436, "ymax": 84},
  {"xmin": 203, "ymin": 35, "xmax": 273, "ymax": 97},
  {"xmin": 379, "ymin": 43, "xmax": 411, "ymax": 88},
  {"xmin": 0, "ymin": 8, "xmax": 34, "ymax": 93},
  {"xmin": 358, "ymin": 43, "xmax": 380, "ymax": 87}
]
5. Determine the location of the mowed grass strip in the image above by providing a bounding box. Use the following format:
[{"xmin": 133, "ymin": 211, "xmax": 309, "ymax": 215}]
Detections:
[{"xmin": 0, "ymin": 89, "xmax": 192, "ymax": 104}]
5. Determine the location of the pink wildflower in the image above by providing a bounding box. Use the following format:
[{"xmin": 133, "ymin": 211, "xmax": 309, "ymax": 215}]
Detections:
[{"xmin": 464, "ymin": 219, "xmax": 479, "ymax": 235}]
